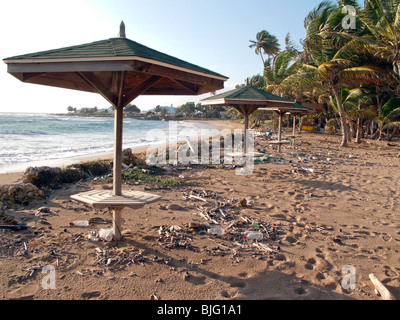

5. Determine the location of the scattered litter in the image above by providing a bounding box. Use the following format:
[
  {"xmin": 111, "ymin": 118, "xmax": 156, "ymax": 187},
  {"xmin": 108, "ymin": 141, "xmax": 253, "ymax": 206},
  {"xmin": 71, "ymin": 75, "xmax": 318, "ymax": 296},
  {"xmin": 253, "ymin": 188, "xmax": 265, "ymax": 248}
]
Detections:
[
  {"xmin": 98, "ymin": 229, "xmax": 114, "ymax": 242},
  {"xmin": 243, "ymin": 231, "xmax": 263, "ymax": 240},
  {"xmin": 89, "ymin": 217, "xmax": 111, "ymax": 225},
  {"xmin": 35, "ymin": 207, "xmax": 55, "ymax": 217},
  {"xmin": 69, "ymin": 220, "xmax": 90, "ymax": 227},
  {"xmin": 0, "ymin": 216, "xmax": 28, "ymax": 232},
  {"xmin": 188, "ymin": 194, "xmax": 207, "ymax": 202},
  {"xmin": 0, "ymin": 224, "xmax": 28, "ymax": 231},
  {"xmin": 208, "ymin": 228, "xmax": 226, "ymax": 236}
]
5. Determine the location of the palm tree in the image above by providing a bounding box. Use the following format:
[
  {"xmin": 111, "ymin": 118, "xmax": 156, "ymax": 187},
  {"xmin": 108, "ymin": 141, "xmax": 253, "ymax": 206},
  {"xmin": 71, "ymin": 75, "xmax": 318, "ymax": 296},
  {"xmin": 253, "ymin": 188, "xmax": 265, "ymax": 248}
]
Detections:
[
  {"xmin": 375, "ymin": 95, "xmax": 400, "ymax": 140},
  {"xmin": 321, "ymin": 0, "xmax": 400, "ymax": 140},
  {"xmin": 284, "ymin": 1, "xmax": 354, "ymax": 146},
  {"xmin": 249, "ymin": 30, "xmax": 280, "ymax": 67},
  {"xmin": 329, "ymin": 87, "xmax": 376, "ymax": 143},
  {"xmin": 264, "ymin": 34, "xmax": 302, "ymax": 96},
  {"xmin": 285, "ymin": 0, "xmax": 386, "ymax": 147},
  {"xmin": 341, "ymin": 0, "xmax": 400, "ymax": 77}
]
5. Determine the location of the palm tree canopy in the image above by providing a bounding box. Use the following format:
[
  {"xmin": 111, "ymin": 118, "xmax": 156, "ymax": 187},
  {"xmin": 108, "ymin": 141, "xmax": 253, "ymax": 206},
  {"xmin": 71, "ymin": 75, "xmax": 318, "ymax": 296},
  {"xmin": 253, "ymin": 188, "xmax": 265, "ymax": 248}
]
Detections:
[{"xmin": 249, "ymin": 30, "xmax": 280, "ymax": 65}]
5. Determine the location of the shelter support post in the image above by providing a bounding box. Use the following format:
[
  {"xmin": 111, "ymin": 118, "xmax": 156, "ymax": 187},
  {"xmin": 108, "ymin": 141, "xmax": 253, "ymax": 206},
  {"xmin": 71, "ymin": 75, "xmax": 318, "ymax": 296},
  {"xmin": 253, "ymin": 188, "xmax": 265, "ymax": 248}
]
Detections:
[
  {"xmin": 293, "ymin": 115, "xmax": 296, "ymax": 137},
  {"xmin": 277, "ymin": 111, "xmax": 283, "ymax": 153},
  {"xmin": 113, "ymin": 105, "xmax": 124, "ymax": 196},
  {"xmin": 112, "ymin": 207, "xmax": 123, "ymax": 241},
  {"xmin": 244, "ymin": 112, "xmax": 249, "ymax": 154}
]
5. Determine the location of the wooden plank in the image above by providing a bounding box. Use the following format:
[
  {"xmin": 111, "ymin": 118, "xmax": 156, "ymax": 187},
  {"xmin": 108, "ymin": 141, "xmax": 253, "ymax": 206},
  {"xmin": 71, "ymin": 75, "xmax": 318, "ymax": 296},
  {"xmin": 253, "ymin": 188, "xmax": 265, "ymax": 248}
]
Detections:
[
  {"xmin": 77, "ymin": 72, "xmax": 115, "ymax": 106},
  {"xmin": 170, "ymin": 79, "xmax": 199, "ymax": 94},
  {"xmin": 71, "ymin": 190, "xmax": 161, "ymax": 208},
  {"xmin": 133, "ymin": 61, "xmax": 225, "ymax": 88},
  {"xmin": 113, "ymin": 105, "xmax": 124, "ymax": 196},
  {"xmin": 122, "ymin": 75, "xmax": 162, "ymax": 106},
  {"xmin": 113, "ymin": 208, "xmax": 123, "ymax": 241},
  {"xmin": 12, "ymin": 72, "xmax": 95, "ymax": 93}
]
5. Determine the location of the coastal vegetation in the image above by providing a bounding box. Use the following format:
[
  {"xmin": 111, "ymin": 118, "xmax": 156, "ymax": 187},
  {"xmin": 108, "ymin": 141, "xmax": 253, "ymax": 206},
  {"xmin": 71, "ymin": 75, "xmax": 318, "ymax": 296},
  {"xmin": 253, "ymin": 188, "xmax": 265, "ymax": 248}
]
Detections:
[
  {"xmin": 246, "ymin": 0, "xmax": 400, "ymax": 145},
  {"xmin": 66, "ymin": 102, "xmax": 226, "ymax": 121}
]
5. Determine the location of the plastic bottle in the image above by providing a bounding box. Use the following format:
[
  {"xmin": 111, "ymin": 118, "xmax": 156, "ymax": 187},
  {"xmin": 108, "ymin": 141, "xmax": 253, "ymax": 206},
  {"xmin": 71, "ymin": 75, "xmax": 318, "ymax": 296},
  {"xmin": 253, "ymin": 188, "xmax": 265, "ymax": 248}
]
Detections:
[
  {"xmin": 243, "ymin": 231, "xmax": 263, "ymax": 240},
  {"xmin": 70, "ymin": 220, "xmax": 89, "ymax": 227},
  {"xmin": 207, "ymin": 228, "xmax": 226, "ymax": 235},
  {"xmin": 98, "ymin": 229, "xmax": 114, "ymax": 242}
]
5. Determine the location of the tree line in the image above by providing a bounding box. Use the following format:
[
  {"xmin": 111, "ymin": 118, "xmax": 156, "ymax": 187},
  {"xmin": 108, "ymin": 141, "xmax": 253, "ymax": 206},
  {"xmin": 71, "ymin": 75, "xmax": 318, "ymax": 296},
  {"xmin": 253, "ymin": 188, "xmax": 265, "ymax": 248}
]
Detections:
[
  {"xmin": 247, "ymin": 0, "xmax": 400, "ymax": 146},
  {"xmin": 67, "ymin": 102, "xmax": 226, "ymax": 119}
]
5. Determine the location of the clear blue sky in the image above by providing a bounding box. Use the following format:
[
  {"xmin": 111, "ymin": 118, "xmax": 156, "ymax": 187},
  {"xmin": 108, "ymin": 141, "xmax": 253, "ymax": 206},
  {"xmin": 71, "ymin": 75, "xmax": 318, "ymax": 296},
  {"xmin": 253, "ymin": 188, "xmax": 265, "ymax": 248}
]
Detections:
[{"xmin": 0, "ymin": 0, "xmax": 355, "ymax": 113}]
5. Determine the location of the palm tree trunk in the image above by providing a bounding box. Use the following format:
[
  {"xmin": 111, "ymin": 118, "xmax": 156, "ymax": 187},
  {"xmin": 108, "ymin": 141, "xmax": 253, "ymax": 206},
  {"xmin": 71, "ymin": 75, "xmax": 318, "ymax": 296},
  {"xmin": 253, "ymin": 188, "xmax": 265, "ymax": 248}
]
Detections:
[
  {"xmin": 356, "ymin": 117, "xmax": 362, "ymax": 144},
  {"xmin": 378, "ymin": 121, "xmax": 384, "ymax": 141},
  {"xmin": 388, "ymin": 124, "xmax": 399, "ymax": 141},
  {"xmin": 332, "ymin": 85, "xmax": 348, "ymax": 147}
]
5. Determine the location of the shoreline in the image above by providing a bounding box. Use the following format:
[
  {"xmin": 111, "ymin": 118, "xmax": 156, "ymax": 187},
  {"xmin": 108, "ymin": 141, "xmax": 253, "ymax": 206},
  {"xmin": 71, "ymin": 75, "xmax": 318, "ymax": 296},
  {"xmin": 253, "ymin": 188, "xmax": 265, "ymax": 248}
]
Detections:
[{"xmin": 0, "ymin": 119, "xmax": 243, "ymax": 185}]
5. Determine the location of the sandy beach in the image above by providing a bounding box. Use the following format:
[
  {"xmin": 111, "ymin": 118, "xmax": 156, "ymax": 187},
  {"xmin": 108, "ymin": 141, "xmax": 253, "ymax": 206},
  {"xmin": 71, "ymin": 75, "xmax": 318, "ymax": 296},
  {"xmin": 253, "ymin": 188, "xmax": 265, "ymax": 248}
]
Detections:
[{"xmin": 1, "ymin": 119, "xmax": 400, "ymax": 301}]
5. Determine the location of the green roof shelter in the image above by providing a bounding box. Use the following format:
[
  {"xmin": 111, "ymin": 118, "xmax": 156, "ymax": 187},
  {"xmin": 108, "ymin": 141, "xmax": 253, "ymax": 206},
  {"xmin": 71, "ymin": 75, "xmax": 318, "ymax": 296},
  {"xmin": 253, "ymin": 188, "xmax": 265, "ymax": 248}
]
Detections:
[
  {"xmin": 3, "ymin": 22, "xmax": 228, "ymax": 240},
  {"xmin": 201, "ymin": 83, "xmax": 296, "ymax": 153},
  {"xmin": 258, "ymin": 103, "xmax": 312, "ymax": 152}
]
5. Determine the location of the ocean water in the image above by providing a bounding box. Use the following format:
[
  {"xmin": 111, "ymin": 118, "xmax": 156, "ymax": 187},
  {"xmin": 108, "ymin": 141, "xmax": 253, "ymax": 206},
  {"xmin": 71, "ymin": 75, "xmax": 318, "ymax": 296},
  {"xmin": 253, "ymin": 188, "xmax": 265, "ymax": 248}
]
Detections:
[{"xmin": 0, "ymin": 113, "xmax": 218, "ymax": 173}]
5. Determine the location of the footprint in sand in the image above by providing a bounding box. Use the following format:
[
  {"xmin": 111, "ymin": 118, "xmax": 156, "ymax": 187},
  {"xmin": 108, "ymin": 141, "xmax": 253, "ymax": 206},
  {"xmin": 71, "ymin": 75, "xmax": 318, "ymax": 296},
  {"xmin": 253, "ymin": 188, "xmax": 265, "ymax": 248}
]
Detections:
[{"xmin": 304, "ymin": 258, "xmax": 316, "ymax": 270}]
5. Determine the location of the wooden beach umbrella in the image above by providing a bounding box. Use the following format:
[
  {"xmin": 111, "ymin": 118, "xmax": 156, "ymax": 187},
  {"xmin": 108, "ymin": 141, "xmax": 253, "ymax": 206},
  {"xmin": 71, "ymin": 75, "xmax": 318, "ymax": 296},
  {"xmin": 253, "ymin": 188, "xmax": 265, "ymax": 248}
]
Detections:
[
  {"xmin": 259, "ymin": 103, "xmax": 312, "ymax": 152},
  {"xmin": 3, "ymin": 22, "xmax": 228, "ymax": 240},
  {"xmin": 200, "ymin": 84, "xmax": 295, "ymax": 153}
]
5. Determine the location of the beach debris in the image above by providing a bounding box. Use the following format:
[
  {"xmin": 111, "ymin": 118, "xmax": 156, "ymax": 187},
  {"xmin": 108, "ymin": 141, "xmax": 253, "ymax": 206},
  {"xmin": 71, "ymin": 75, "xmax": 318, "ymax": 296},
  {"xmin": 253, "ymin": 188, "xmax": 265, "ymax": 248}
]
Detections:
[
  {"xmin": 98, "ymin": 229, "xmax": 114, "ymax": 242},
  {"xmin": 188, "ymin": 194, "xmax": 207, "ymax": 202},
  {"xmin": 253, "ymin": 242, "xmax": 278, "ymax": 253},
  {"xmin": 9, "ymin": 264, "xmax": 45, "ymax": 284},
  {"xmin": 69, "ymin": 220, "xmax": 90, "ymax": 227},
  {"xmin": 369, "ymin": 273, "xmax": 396, "ymax": 300},
  {"xmin": 0, "ymin": 216, "xmax": 28, "ymax": 231},
  {"xmin": 166, "ymin": 204, "xmax": 185, "ymax": 211},
  {"xmin": 35, "ymin": 206, "xmax": 56, "ymax": 217},
  {"xmin": 0, "ymin": 223, "xmax": 28, "ymax": 231},
  {"xmin": 87, "ymin": 233, "xmax": 99, "ymax": 241},
  {"xmin": 183, "ymin": 271, "xmax": 190, "ymax": 281},
  {"xmin": 243, "ymin": 231, "xmax": 263, "ymax": 240},
  {"xmin": 158, "ymin": 225, "xmax": 195, "ymax": 250},
  {"xmin": 239, "ymin": 198, "xmax": 254, "ymax": 208},
  {"xmin": 89, "ymin": 217, "xmax": 111, "ymax": 225},
  {"xmin": 207, "ymin": 228, "xmax": 226, "ymax": 236},
  {"xmin": 95, "ymin": 247, "xmax": 150, "ymax": 271}
]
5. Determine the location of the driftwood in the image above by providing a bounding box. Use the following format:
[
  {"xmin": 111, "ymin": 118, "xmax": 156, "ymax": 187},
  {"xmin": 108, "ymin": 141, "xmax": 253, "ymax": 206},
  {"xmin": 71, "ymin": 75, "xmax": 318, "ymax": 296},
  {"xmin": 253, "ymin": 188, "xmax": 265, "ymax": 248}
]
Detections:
[
  {"xmin": 369, "ymin": 273, "xmax": 396, "ymax": 300},
  {"xmin": 189, "ymin": 195, "xmax": 207, "ymax": 202}
]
